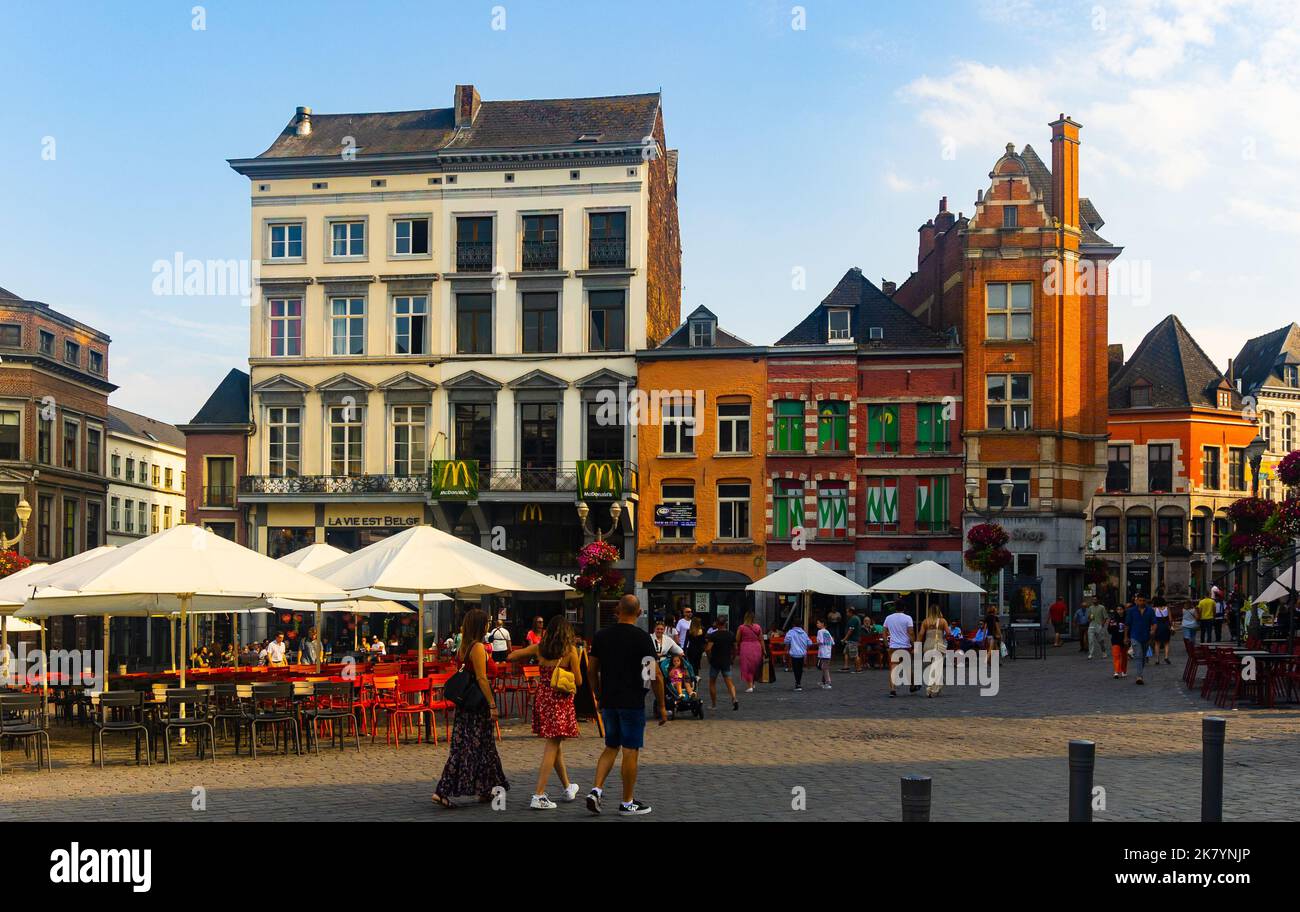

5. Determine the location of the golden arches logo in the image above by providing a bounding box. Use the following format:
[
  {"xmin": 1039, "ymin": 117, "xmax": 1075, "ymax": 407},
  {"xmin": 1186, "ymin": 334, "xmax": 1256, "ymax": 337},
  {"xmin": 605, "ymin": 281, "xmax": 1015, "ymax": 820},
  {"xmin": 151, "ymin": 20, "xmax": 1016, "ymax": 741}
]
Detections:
[
  {"xmin": 521, "ymin": 503, "xmax": 543, "ymax": 523},
  {"xmin": 439, "ymin": 460, "xmax": 474, "ymax": 488},
  {"xmin": 582, "ymin": 461, "xmax": 621, "ymax": 492}
]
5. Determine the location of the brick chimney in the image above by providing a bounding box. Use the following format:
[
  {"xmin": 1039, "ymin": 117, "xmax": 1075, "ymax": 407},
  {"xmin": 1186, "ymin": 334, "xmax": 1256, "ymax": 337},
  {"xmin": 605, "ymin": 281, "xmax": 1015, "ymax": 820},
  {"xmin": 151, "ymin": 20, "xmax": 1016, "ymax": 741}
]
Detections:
[
  {"xmin": 455, "ymin": 84, "xmax": 481, "ymax": 128},
  {"xmin": 918, "ymin": 220, "xmax": 936, "ymax": 267},
  {"xmin": 881, "ymin": 278, "xmax": 897, "ymax": 296},
  {"xmin": 1049, "ymin": 114, "xmax": 1081, "ymax": 229}
]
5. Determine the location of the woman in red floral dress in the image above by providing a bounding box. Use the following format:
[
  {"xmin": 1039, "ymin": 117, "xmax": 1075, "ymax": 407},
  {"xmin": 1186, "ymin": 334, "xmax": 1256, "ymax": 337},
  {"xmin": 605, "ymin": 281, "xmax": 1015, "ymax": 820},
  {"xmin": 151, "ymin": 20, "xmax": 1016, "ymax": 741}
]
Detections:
[{"xmin": 508, "ymin": 615, "xmax": 583, "ymax": 810}]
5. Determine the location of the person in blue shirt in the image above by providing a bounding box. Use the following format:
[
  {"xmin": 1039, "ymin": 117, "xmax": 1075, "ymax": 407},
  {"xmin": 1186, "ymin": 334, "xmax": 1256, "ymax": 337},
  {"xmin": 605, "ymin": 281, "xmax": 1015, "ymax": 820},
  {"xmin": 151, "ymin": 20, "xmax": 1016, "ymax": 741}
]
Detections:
[
  {"xmin": 784, "ymin": 622, "xmax": 811, "ymax": 693},
  {"xmin": 1124, "ymin": 594, "xmax": 1157, "ymax": 685}
]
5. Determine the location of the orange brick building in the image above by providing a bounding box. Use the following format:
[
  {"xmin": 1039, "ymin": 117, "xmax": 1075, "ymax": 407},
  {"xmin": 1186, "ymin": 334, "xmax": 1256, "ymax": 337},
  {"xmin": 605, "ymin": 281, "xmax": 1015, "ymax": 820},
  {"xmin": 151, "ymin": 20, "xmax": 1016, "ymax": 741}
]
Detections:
[
  {"xmin": 634, "ymin": 306, "xmax": 767, "ymax": 622},
  {"xmin": 1092, "ymin": 316, "xmax": 1258, "ymax": 601},
  {"xmin": 894, "ymin": 116, "xmax": 1120, "ymax": 618}
]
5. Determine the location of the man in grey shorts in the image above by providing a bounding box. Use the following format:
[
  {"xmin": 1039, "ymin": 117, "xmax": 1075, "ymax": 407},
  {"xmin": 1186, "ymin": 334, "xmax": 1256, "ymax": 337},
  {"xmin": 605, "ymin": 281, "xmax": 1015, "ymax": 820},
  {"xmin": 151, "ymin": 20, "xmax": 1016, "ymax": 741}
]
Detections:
[{"xmin": 705, "ymin": 613, "xmax": 739, "ymax": 711}]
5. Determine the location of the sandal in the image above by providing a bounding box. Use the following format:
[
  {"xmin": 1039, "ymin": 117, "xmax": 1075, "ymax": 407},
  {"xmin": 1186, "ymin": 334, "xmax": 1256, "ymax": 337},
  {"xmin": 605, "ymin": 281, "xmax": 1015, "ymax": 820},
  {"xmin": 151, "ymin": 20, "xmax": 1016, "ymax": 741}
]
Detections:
[{"xmin": 433, "ymin": 795, "xmax": 455, "ymax": 810}]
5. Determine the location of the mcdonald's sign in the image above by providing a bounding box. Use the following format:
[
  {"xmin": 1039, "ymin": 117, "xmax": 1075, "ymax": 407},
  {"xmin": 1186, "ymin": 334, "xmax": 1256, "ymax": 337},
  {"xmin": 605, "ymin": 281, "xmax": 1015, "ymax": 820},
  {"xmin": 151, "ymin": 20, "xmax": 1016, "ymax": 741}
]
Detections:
[
  {"xmin": 430, "ymin": 459, "xmax": 478, "ymax": 501},
  {"xmin": 520, "ymin": 503, "xmax": 544, "ymax": 524},
  {"xmin": 576, "ymin": 460, "xmax": 622, "ymax": 501}
]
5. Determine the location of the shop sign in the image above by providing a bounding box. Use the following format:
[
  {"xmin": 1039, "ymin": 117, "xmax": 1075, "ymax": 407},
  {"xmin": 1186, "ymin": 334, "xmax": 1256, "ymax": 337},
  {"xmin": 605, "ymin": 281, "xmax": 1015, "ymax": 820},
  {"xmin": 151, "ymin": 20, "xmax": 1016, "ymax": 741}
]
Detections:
[
  {"xmin": 431, "ymin": 459, "xmax": 478, "ymax": 501},
  {"xmin": 577, "ymin": 460, "xmax": 623, "ymax": 501},
  {"xmin": 653, "ymin": 502, "xmax": 696, "ymax": 528}
]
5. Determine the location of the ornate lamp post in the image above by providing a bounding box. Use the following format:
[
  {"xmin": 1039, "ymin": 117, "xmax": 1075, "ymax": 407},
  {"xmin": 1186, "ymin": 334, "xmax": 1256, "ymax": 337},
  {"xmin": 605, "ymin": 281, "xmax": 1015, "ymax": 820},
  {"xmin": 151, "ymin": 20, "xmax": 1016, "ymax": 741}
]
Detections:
[
  {"xmin": 965, "ymin": 478, "xmax": 1014, "ymax": 520},
  {"xmin": 1246, "ymin": 433, "xmax": 1267, "ymax": 498},
  {"xmin": 576, "ymin": 499, "xmax": 623, "ymax": 542},
  {"xmin": 0, "ymin": 498, "xmax": 32, "ymax": 551}
]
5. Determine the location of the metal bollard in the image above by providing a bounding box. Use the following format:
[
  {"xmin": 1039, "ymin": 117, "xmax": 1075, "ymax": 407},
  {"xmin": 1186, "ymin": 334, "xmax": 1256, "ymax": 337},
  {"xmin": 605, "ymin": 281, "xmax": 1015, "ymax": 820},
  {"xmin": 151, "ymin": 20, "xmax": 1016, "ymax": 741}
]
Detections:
[
  {"xmin": 1068, "ymin": 739, "xmax": 1095, "ymax": 822},
  {"xmin": 1202, "ymin": 716, "xmax": 1226, "ymax": 823},
  {"xmin": 900, "ymin": 775, "xmax": 931, "ymax": 822}
]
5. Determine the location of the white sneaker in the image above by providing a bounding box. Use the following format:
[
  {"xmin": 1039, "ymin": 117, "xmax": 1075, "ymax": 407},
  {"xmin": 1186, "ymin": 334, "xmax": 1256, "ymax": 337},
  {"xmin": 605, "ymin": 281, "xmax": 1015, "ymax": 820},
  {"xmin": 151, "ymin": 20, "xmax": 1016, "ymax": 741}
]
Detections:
[
  {"xmin": 563, "ymin": 783, "xmax": 580, "ymax": 802},
  {"xmin": 530, "ymin": 794, "xmax": 558, "ymax": 810}
]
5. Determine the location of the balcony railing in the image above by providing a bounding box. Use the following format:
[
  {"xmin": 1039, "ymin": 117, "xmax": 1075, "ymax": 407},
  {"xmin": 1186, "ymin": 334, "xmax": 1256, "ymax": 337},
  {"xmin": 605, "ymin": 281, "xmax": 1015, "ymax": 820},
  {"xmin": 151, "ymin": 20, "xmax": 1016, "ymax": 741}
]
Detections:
[
  {"xmin": 521, "ymin": 241, "xmax": 559, "ymax": 271},
  {"xmin": 455, "ymin": 241, "xmax": 493, "ymax": 273},
  {"xmin": 588, "ymin": 238, "xmax": 627, "ymax": 269},
  {"xmin": 239, "ymin": 475, "xmax": 431, "ymax": 496},
  {"xmin": 204, "ymin": 485, "xmax": 236, "ymax": 507}
]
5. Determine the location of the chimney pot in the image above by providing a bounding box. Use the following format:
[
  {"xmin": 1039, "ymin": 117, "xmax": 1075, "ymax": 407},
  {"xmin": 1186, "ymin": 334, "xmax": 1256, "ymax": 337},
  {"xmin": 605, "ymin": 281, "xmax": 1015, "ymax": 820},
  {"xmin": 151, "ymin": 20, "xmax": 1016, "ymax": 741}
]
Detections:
[
  {"xmin": 455, "ymin": 84, "xmax": 482, "ymax": 128},
  {"xmin": 939, "ymin": 196, "xmax": 948, "ymax": 212},
  {"xmin": 294, "ymin": 106, "xmax": 312, "ymax": 137}
]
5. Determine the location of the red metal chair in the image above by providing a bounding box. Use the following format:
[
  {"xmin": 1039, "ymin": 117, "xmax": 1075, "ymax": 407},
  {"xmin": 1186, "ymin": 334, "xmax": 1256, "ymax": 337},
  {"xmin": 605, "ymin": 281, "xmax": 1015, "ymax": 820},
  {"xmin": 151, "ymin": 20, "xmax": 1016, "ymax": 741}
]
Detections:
[{"xmin": 383, "ymin": 678, "xmax": 433, "ymax": 746}]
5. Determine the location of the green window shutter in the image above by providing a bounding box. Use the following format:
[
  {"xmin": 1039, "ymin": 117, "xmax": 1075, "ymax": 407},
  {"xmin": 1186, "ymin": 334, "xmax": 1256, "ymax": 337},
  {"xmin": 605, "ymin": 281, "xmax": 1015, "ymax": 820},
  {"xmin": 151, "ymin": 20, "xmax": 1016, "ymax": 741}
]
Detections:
[
  {"xmin": 917, "ymin": 405, "xmax": 933, "ymax": 453},
  {"xmin": 883, "ymin": 483, "xmax": 897, "ymax": 523},
  {"xmin": 868, "ymin": 406, "xmax": 881, "ymax": 453},
  {"xmin": 916, "ymin": 478, "xmax": 931, "ymax": 525},
  {"xmin": 935, "ymin": 476, "xmax": 948, "ymax": 525},
  {"xmin": 776, "ymin": 401, "xmax": 804, "ymax": 452},
  {"xmin": 883, "ymin": 405, "xmax": 899, "ymax": 450}
]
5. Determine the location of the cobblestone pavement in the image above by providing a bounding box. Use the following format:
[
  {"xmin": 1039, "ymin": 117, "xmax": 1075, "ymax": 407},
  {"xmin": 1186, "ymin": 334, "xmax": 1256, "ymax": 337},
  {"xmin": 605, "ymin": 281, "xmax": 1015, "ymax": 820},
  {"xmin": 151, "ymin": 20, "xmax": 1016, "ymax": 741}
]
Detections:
[{"xmin": 2, "ymin": 645, "xmax": 1297, "ymax": 822}]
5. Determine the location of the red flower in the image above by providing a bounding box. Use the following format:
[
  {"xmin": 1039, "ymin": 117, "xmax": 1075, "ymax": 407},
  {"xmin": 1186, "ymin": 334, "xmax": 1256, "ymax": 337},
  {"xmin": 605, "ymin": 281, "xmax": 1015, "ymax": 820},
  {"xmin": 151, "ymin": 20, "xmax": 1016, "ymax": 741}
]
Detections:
[{"xmin": 1278, "ymin": 450, "xmax": 1300, "ymax": 488}]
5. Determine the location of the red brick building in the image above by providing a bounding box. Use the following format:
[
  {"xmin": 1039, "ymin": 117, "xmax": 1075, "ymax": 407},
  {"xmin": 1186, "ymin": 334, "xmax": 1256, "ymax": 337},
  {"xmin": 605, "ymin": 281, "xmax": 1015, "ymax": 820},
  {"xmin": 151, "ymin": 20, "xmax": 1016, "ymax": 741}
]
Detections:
[
  {"xmin": 178, "ymin": 368, "xmax": 250, "ymax": 545},
  {"xmin": 767, "ymin": 268, "xmax": 964, "ymax": 616},
  {"xmin": 893, "ymin": 116, "xmax": 1120, "ymax": 619}
]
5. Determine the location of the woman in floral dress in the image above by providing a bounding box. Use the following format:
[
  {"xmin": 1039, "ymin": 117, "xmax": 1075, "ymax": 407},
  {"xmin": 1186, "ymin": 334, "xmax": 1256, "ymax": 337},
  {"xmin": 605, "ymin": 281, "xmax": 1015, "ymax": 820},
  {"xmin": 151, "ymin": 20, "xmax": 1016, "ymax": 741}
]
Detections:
[
  {"xmin": 433, "ymin": 609, "xmax": 507, "ymax": 808},
  {"xmin": 508, "ymin": 615, "xmax": 583, "ymax": 809}
]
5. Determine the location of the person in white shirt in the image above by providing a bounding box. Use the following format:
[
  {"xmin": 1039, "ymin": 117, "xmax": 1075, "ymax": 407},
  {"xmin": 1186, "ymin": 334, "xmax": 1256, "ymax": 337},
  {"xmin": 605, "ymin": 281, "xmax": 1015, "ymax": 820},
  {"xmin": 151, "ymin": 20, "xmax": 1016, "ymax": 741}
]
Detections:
[
  {"xmin": 674, "ymin": 607, "xmax": 693, "ymax": 649},
  {"xmin": 265, "ymin": 633, "xmax": 289, "ymax": 668},
  {"xmin": 488, "ymin": 618, "xmax": 513, "ymax": 663},
  {"xmin": 883, "ymin": 603, "xmax": 917, "ymax": 697},
  {"xmin": 369, "ymin": 636, "xmax": 387, "ymax": 657}
]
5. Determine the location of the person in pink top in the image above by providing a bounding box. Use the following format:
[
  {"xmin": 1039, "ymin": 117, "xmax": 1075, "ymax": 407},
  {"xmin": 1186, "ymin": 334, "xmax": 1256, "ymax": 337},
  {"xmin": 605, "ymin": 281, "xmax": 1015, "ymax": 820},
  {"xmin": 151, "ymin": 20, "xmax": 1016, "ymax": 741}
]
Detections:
[{"xmin": 736, "ymin": 611, "xmax": 765, "ymax": 693}]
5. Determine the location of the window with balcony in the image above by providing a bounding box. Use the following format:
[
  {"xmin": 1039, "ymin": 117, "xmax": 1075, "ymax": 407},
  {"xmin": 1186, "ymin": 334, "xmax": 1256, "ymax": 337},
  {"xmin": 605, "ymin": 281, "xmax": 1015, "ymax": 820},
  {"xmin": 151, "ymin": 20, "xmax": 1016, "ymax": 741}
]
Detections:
[
  {"xmin": 521, "ymin": 292, "xmax": 558, "ymax": 354},
  {"xmin": 1106, "ymin": 445, "xmax": 1131, "ymax": 492},
  {"xmin": 915, "ymin": 475, "xmax": 950, "ymax": 531},
  {"xmin": 863, "ymin": 477, "xmax": 899, "ymax": 532},
  {"xmin": 987, "ymin": 373, "xmax": 1032, "ymax": 429},
  {"xmin": 660, "ymin": 483, "xmax": 694, "ymax": 540},
  {"xmin": 773, "ymin": 479, "xmax": 804, "ymax": 539},
  {"xmin": 267, "ymin": 407, "xmax": 300, "ymax": 477},
  {"xmin": 329, "ymin": 406, "xmax": 364, "ymax": 476},
  {"xmin": 987, "ymin": 468, "xmax": 1031, "ymax": 508},
  {"xmin": 330, "ymin": 298, "xmax": 365, "ymax": 356},
  {"xmin": 585, "ymin": 401, "xmax": 624, "ymax": 462},
  {"xmin": 522, "ymin": 214, "xmax": 560, "ymax": 270},
  {"xmin": 0, "ymin": 410, "xmax": 19, "ymax": 460},
  {"xmin": 520, "ymin": 403, "xmax": 558, "ymax": 487},
  {"xmin": 392, "ymin": 405, "xmax": 427, "ymax": 476},
  {"xmin": 588, "ymin": 290, "xmax": 626, "ymax": 352},
  {"xmin": 268, "ymin": 222, "xmax": 304, "ymax": 260},
  {"xmin": 864, "ymin": 403, "xmax": 897, "ymax": 454},
  {"xmin": 986, "ymin": 282, "xmax": 1032, "ymax": 340},
  {"xmin": 818, "ymin": 400, "xmax": 850, "ymax": 452},
  {"xmin": 204, "ymin": 456, "xmax": 235, "ymax": 507},
  {"xmin": 1228, "ymin": 447, "xmax": 1246, "ymax": 491},
  {"xmin": 1201, "ymin": 446, "xmax": 1220, "ymax": 489},
  {"xmin": 717, "ymin": 401, "xmax": 750, "ymax": 454},
  {"xmin": 661, "ymin": 397, "xmax": 695, "ymax": 455},
  {"xmin": 1148, "ymin": 444, "xmax": 1174, "ymax": 492},
  {"xmin": 454, "ymin": 403, "xmax": 492, "ymax": 471},
  {"xmin": 817, "ymin": 482, "xmax": 849, "ymax": 538},
  {"xmin": 392, "ymin": 217, "xmax": 430, "ymax": 256},
  {"xmin": 329, "ymin": 220, "xmax": 365, "ymax": 258},
  {"xmin": 456, "ymin": 293, "xmax": 492, "ymax": 354},
  {"xmin": 588, "ymin": 211, "xmax": 626, "ymax": 268},
  {"xmin": 269, "ymin": 298, "xmax": 303, "ymax": 356},
  {"xmin": 456, "ymin": 216, "xmax": 493, "ymax": 272},
  {"xmin": 916, "ymin": 403, "xmax": 950, "ymax": 453},
  {"xmin": 393, "ymin": 295, "xmax": 428, "ymax": 355},
  {"xmin": 717, "ymin": 483, "xmax": 751, "ymax": 540},
  {"xmin": 774, "ymin": 400, "xmax": 805, "ymax": 452}
]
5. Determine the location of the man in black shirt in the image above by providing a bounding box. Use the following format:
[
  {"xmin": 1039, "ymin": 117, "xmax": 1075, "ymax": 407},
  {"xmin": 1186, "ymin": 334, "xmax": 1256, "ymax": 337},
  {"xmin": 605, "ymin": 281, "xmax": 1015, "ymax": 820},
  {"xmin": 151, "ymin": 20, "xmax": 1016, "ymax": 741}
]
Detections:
[
  {"xmin": 587, "ymin": 594, "xmax": 667, "ymax": 816},
  {"xmin": 705, "ymin": 613, "xmax": 739, "ymax": 711}
]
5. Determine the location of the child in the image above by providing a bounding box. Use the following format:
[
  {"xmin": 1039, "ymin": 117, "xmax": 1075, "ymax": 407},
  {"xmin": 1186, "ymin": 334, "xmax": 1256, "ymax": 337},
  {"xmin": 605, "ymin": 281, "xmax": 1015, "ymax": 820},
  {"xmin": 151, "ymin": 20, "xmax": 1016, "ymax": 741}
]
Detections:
[
  {"xmin": 1107, "ymin": 608, "xmax": 1128, "ymax": 678},
  {"xmin": 667, "ymin": 654, "xmax": 694, "ymax": 698},
  {"xmin": 815, "ymin": 618, "xmax": 835, "ymax": 689}
]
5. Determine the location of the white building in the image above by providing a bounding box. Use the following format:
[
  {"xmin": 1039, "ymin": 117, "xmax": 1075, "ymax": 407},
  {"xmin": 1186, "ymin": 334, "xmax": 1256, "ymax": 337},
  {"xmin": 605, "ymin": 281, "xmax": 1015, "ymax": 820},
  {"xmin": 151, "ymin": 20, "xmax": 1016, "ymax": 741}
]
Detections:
[{"xmin": 106, "ymin": 406, "xmax": 186, "ymax": 546}]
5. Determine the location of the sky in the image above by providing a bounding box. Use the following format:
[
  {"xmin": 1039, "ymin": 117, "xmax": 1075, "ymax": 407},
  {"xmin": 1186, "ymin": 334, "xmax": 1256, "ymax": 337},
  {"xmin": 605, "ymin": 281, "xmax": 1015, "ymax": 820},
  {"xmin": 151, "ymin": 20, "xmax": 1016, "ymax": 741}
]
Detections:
[{"xmin": 1, "ymin": 0, "xmax": 1296, "ymax": 423}]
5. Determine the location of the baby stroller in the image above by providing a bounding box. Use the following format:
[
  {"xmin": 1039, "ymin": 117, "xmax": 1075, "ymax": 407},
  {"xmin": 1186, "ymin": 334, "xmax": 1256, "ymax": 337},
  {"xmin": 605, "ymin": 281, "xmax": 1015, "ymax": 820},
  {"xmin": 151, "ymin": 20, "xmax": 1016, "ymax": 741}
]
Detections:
[{"xmin": 661, "ymin": 654, "xmax": 704, "ymax": 720}]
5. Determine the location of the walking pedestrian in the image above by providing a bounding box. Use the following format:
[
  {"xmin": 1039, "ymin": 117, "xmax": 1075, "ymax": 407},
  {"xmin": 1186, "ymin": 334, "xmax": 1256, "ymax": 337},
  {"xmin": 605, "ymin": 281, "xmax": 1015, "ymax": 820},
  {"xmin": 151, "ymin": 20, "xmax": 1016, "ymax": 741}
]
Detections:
[
  {"xmin": 705, "ymin": 613, "xmax": 739, "ymax": 711},
  {"xmin": 1049, "ymin": 596, "xmax": 1068, "ymax": 647},
  {"xmin": 674, "ymin": 606, "xmax": 693, "ymax": 650},
  {"xmin": 1107, "ymin": 607, "xmax": 1128, "ymax": 678},
  {"xmin": 487, "ymin": 616, "xmax": 512, "ymax": 664},
  {"xmin": 1151, "ymin": 596, "xmax": 1172, "ymax": 664},
  {"xmin": 1181, "ymin": 600, "xmax": 1199, "ymax": 649},
  {"xmin": 433, "ymin": 608, "xmax": 507, "ymax": 809},
  {"xmin": 1212, "ymin": 588, "xmax": 1226, "ymax": 642},
  {"xmin": 1074, "ymin": 603, "xmax": 1090, "ymax": 653},
  {"xmin": 918, "ymin": 603, "xmax": 950, "ymax": 697},
  {"xmin": 841, "ymin": 606, "xmax": 863, "ymax": 673},
  {"xmin": 1125, "ymin": 594, "xmax": 1156, "ymax": 685},
  {"xmin": 784, "ymin": 621, "xmax": 810, "ymax": 692},
  {"xmin": 1086, "ymin": 599, "xmax": 1109, "ymax": 660},
  {"xmin": 885, "ymin": 602, "xmax": 918, "ymax": 696},
  {"xmin": 587, "ymin": 595, "xmax": 667, "ymax": 817},
  {"xmin": 684, "ymin": 616, "xmax": 707, "ymax": 679},
  {"xmin": 814, "ymin": 617, "xmax": 834, "ymax": 689},
  {"xmin": 507, "ymin": 615, "xmax": 583, "ymax": 810},
  {"xmin": 736, "ymin": 611, "xmax": 765, "ymax": 693}
]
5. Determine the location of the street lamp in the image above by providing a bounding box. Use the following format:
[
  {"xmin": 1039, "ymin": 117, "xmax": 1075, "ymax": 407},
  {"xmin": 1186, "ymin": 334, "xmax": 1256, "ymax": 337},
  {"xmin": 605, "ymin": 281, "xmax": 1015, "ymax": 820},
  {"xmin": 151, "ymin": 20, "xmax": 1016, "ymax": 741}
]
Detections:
[
  {"xmin": 577, "ymin": 499, "xmax": 624, "ymax": 541},
  {"xmin": 965, "ymin": 478, "xmax": 1014, "ymax": 520},
  {"xmin": 0, "ymin": 498, "xmax": 32, "ymax": 551},
  {"xmin": 1246, "ymin": 433, "xmax": 1267, "ymax": 498}
]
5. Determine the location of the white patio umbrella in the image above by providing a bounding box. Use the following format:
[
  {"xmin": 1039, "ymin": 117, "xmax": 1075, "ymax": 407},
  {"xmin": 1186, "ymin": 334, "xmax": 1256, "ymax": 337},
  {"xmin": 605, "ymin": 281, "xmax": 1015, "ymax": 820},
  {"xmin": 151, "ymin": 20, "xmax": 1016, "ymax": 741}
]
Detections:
[
  {"xmin": 1259, "ymin": 560, "xmax": 1300, "ymax": 604},
  {"xmin": 18, "ymin": 525, "xmax": 346, "ymax": 688},
  {"xmin": 747, "ymin": 557, "xmax": 869, "ymax": 628},
  {"xmin": 314, "ymin": 525, "xmax": 572, "ymax": 676},
  {"xmin": 866, "ymin": 560, "xmax": 986, "ymax": 624}
]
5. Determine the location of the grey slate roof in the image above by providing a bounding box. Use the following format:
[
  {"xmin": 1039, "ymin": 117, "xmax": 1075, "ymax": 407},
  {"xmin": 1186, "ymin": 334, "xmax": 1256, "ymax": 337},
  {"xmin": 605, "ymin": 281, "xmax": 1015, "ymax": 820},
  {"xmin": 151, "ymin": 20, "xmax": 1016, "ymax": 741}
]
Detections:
[
  {"xmin": 1232, "ymin": 323, "xmax": 1300, "ymax": 394},
  {"xmin": 187, "ymin": 369, "xmax": 250, "ymax": 426},
  {"xmin": 1109, "ymin": 315, "xmax": 1237, "ymax": 411},
  {"xmin": 658, "ymin": 305, "xmax": 753, "ymax": 349},
  {"xmin": 253, "ymin": 93, "xmax": 661, "ymax": 159},
  {"xmin": 107, "ymin": 406, "xmax": 186, "ymax": 449},
  {"xmin": 776, "ymin": 268, "xmax": 955, "ymax": 348}
]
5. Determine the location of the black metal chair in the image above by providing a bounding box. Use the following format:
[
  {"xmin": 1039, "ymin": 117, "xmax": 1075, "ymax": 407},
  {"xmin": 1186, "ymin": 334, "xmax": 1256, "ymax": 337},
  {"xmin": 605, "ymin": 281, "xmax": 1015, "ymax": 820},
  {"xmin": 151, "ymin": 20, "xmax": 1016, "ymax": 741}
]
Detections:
[
  {"xmin": 153, "ymin": 689, "xmax": 216, "ymax": 764},
  {"xmin": 0, "ymin": 692, "xmax": 52, "ymax": 772},
  {"xmin": 211, "ymin": 683, "xmax": 252, "ymax": 744},
  {"xmin": 246, "ymin": 682, "xmax": 301, "ymax": 758},
  {"xmin": 302, "ymin": 682, "xmax": 361, "ymax": 754},
  {"xmin": 90, "ymin": 691, "xmax": 150, "ymax": 769}
]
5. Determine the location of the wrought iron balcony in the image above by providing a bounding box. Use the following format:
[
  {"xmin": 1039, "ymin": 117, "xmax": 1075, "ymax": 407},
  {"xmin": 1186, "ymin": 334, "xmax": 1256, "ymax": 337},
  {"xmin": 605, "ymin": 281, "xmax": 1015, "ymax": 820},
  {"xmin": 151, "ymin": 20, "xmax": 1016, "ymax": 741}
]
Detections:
[
  {"xmin": 455, "ymin": 241, "xmax": 494, "ymax": 273},
  {"xmin": 239, "ymin": 475, "xmax": 431, "ymax": 496},
  {"xmin": 587, "ymin": 238, "xmax": 627, "ymax": 269},
  {"xmin": 521, "ymin": 241, "xmax": 560, "ymax": 271},
  {"xmin": 203, "ymin": 485, "xmax": 236, "ymax": 507}
]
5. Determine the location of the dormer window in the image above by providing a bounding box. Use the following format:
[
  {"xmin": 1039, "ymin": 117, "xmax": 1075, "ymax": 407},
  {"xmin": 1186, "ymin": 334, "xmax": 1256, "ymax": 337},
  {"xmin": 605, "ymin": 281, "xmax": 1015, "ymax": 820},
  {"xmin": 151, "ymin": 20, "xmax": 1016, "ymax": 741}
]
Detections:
[
  {"xmin": 1129, "ymin": 380, "xmax": 1151, "ymax": 408},
  {"xmin": 828, "ymin": 309, "xmax": 852, "ymax": 342},
  {"xmin": 869, "ymin": 326, "xmax": 885, "ymax": 341},
  {"xmin": 689, "ymin": 320, "xmax": 715, "ymax": 348},
  {"xmin": 1217, "ymin": 390, "xmax": 1231, "ymax": 410},
  {"xmin": 1286, "ymin": 365, "xmax": 1299, "ymax": 388}
]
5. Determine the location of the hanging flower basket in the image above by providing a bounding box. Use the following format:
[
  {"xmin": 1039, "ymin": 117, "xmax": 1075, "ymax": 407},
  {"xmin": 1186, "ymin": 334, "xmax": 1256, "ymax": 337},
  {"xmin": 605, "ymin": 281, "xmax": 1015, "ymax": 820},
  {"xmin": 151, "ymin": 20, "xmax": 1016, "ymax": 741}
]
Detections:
[{"xmin": 1277, "ymin": 450, "xmax": 1300, "ymax": 489}]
